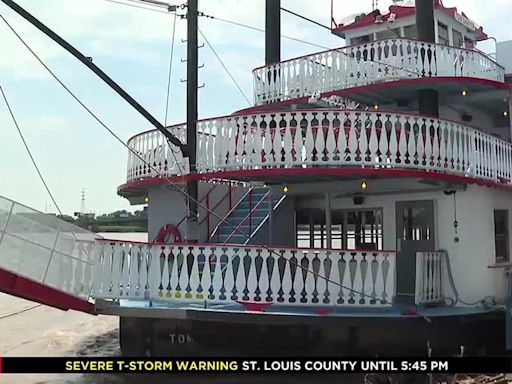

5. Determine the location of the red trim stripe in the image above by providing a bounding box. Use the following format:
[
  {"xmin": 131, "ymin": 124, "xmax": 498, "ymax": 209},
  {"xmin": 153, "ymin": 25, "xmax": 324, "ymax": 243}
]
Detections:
[
  {"xmin": 0, "ymin": 268, "xmax": 94, "ymax": 314},
  {"xmin": 119, "ymin": 167, "xmax": 512, "ymax": 195}
]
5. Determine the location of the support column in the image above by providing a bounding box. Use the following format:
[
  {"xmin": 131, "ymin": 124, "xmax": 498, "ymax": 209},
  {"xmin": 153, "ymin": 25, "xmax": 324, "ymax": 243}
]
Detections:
[
  {"xmin": 268, "ymin": 192, "xmax": 274, "ymax": 246},
  {"xmin": 325, "ymin": 192, "xmax": 332, "ymax": 249},
  {"xmin": 186, "ymin": 0, "xmax": 199, "ymax": 241},
  {"xmin": 416, "ymin": 0, "xmax": 439, "ymax": 117},
  {"xmin": 509, "ymin": 99, "xmax": 512, "ymax": 142},
  {"xmin": 265, "ymin": 0, "xmax": 281, "ymax": 65}
]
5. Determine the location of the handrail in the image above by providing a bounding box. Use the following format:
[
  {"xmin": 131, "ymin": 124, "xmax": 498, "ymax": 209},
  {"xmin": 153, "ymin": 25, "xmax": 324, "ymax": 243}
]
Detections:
[
  {"xmin": 209, "ymin": 187, "xmax": 255, "ymax": 242},
  {"xmin": 251, "ymin": 36, "xmax": 504, "ymax": 72},
  {"xmin": 175, "ymin": 182, "xmax": 220, "ymax": 230},
  {"xmin": 199, "ymin": 182, "xmax": 235, "ymax": 238},
  {"xmin": 223, "ymin": 190, "xmax": 271, "ymax": 243},
  {"xmin": 95, "ymin": 237, "xmax": 397, "ymax": 255},
  {"xmin": 244, "ymin": 194, "xmax": 287, "ymax": 245}
]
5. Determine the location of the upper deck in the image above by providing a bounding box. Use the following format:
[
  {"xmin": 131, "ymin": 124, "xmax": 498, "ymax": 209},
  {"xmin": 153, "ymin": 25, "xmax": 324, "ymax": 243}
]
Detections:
[{"xmin": 253, "ymin": 38, "xmax": 505, "ymax": 105}]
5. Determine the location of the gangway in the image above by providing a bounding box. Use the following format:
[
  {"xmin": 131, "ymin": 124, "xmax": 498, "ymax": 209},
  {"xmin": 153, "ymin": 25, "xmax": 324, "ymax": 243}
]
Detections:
[{"xmin": 0, "ymin": 194, "xmax": 98, "ymax": 313}]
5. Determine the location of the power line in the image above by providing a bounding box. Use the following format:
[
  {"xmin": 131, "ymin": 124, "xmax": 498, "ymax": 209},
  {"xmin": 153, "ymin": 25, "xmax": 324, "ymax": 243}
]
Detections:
[
  {"xmin": 0, "ymin": 14, "xmax": 384, "ymax": 303},
  {"xmin": 198, "ymin": 27, "xmax": 251, "ymax": 106},
  {"xmin": 281, "ymin": 7, "xmax": 331, "ymax": 31}
]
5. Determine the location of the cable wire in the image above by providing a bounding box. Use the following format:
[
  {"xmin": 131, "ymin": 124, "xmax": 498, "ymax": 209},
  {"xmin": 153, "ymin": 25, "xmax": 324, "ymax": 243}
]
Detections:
[
  {"xmin": 281, "ymin": 7, "xmax": 331, "ymax": 31},
  {"xmin": 205, "ymin": 13, "xmax": 421, "ymax": 78},
  {"xmin": 198, "ymin": 27, "xmax": 252, "ymax": 106},
  {"xmin": 164, "ymin": 9, "xmax": 177, "ymax": 125},
  {"xmin": 103, "ymin": 0, "xmax": 170, "ymax": 14},
  {"xmin": 0, "ymin": 87, "xmax": 65, "ymax": 219},
  {"xmin": 0, "ymin": 13, "xmax": 385, "ymax": 304}
]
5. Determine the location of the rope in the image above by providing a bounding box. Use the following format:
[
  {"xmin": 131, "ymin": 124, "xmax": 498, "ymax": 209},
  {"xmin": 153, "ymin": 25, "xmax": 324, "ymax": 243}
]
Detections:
[
  {"xmin": 440, "ymin": 249, "xmax": 495, "ymax": 307},
  {"xmin": 0, "ymin": 304, "xmax": 42, "ymax": 320},
  {"xmin": 198, "ymin": 27, "xmax": 252, "ymax": 106},
  {"xmin": 0, "ymin": 13, "xmax": 386, "ymax": 304}
]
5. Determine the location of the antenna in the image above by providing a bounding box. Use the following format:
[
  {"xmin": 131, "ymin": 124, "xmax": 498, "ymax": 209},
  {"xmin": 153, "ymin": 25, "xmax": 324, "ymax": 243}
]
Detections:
[
  {"xmin": 372, "ymin": 0, "xmax": 379, "ymax": 10},
  {"xmin": 80, "ymin": 188, "xmax": 85, "ymax": 214}
]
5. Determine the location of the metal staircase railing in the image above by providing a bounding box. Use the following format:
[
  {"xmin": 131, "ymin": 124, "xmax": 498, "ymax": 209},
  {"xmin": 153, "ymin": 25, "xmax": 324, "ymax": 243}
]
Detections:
[
  {"xmin": 244, "ymin": 194, "xmax": 287, "ymax": 245},
  {"xmin": 209, "ymin": 187, "xmax": 270, "ymax": 244}
]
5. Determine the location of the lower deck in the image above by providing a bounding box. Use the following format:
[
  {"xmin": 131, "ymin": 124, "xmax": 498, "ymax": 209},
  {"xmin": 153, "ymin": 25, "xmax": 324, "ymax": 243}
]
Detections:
[{"xmin": 114, "ymin": 304, "xmax": 506, "ymax": 357}]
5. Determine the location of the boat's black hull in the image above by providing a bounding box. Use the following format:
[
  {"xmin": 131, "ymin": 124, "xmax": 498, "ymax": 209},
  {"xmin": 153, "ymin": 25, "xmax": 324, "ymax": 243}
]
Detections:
[{"xmin": 119, "ymin": 310, "xmax": 506, "ymax": 357}]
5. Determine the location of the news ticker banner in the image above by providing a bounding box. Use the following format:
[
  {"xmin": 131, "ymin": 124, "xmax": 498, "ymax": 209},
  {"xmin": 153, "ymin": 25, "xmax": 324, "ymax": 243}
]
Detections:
[{"xmin": 0, "ymin": 358, "xmax": 512, "ymax": 374}]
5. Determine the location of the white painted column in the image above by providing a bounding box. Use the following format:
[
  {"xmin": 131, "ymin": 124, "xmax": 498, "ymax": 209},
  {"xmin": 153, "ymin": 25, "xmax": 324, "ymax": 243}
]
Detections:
[
  {"xmin": 433, "ymin": 17, "xmax": 439, "ymax": 44},
  {"xmin": 448, "ymin": 25, "xmax": 454, "ymax": 46},
  {"xmin": 509, "ymin": 99, "xmax": 512, "ymax": 142},
  {"xmin": 325, "ymin": 192, "xmax": 332, "ymax": 249}
]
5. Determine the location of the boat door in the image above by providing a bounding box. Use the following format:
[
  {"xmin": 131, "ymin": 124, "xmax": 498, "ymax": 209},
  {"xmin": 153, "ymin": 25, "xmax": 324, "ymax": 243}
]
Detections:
[{"xmin": 395, "ymin": 200, "xmax": 435, "ymax": 305}]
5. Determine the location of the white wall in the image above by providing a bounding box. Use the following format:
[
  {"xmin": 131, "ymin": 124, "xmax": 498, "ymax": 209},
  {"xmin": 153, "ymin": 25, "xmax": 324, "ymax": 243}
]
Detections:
[
  {"xmin": 497, "ymin": 40, "xmax": 512, "ymax": 75},
  {"xmin": 148, "ymin": 182, "xmax": 249, "ymax": 242},
  {"xmin": 288, "ymin": 180, "xmax": 512, "ymax": 305}
]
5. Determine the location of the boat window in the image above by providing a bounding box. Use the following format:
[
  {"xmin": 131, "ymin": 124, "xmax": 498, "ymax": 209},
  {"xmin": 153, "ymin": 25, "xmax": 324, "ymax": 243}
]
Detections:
[
  {"xmin": 351, "ymin": 34, "xmax": 373, "ymax": 45},
  {"xmin": 452, "ymin": 29, "xmax": 464, "ymax": 48},
  {"xmin": 296, "ymin": 208, "xmax": 383, "ymax": 250},
  {"xmin": 403, "ymin": 24, "xmax": 417, "ymax": 39},
  {"xmin": 438, "ymin": 22, "xmax": 449, "ymax": 46},
  {"xmin": 376, "ymin": 28, "xmax": 400, "ymax": 40},
  {"xmin": 401, "ymin": 206, "xmax": 432, "ymax": 241},
  {"xmin": 494, "ymin": 210, "xmax": 509, "ymax": 263}
]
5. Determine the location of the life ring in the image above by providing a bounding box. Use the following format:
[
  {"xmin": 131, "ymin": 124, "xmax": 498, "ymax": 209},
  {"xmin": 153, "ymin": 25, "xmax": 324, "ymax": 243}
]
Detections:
[{"xmin": 154, "ymin": 224, "xmax": 182, "ymax": 244}]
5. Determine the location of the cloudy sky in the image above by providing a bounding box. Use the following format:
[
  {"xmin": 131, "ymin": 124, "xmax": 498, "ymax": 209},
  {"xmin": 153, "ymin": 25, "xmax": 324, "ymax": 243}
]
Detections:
[{"xmin": 0, "ymin": 0, "xmax": 510, "ymax": 215}]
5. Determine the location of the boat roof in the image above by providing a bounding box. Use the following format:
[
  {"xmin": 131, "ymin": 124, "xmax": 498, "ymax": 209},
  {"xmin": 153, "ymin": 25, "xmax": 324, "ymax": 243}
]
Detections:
[{"xmin": 332, "ymin": 0, "xmax": 488, "ymax": 41}]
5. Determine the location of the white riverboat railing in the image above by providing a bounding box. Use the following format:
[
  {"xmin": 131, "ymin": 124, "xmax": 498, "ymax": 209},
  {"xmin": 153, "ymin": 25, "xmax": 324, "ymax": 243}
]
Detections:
[
  {"xmin": 125, "ymin": 110, "xmax": 512, "ymax": 187},
  {"xmin": 0, "ymin": 195, "xmax": 98, "ymax": 300},
  {"xmin": 253, "ymin": 38, "xmax": 505, "ymax": 105},
  {"xmin": 92, "ymin": 240, "xmax": 396, "ymax": 307},
  {"xmin": 126, "ymin": 124, "xmax": 189, "ymax": 182},
  {"xmin": 415, "ymin": 251, "xmax": 446, "ymax": 305}
]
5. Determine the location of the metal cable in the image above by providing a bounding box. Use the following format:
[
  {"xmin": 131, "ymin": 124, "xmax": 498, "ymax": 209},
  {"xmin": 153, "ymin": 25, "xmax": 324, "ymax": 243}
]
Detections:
[
  {"xmin": 164, "ymin": 9, "xmax": 177, "ymax": 125},
  {"xmin": 0, "ymin": 85, "xmax": 88, "ymax": 283},
  {"xmin": 198, "ymin": 27, "xmax": 252, "ymax": 106},
  {"xmin": 103, "ymin": 0, "xmax": 169, "ymax": 14},
  {"xmin": 206, "ymin": 13, "xmax": 421, "ymax": 78},
  {"xmin": 162, "ymin": 9, "xmax": 186, "ymax": 175},
  {"xmin": 0, "ymin": 86, "xmax": 66, "ymax": 221},
  {"xmin": 0, "ymin": 13, "xmax": 386, "ymax": 303}
]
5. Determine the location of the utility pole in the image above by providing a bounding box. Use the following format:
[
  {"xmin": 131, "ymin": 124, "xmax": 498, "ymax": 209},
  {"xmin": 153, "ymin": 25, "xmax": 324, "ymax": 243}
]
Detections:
[
  {"xmin": 416, "ymin": 0, "xmax": 439, "ymax": 117},
  {"xmin": 186, "ymin": 0, "xmax": 199, "ymax": 241}
]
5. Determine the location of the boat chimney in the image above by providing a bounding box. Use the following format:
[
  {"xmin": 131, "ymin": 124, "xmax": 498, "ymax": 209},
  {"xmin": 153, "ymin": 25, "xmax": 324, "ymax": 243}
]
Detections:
[
  {"xmin": 265, "ymin": 0, "xmax": 281, "ymax": 65},
  {"xmin": 416, "ymin": 0, "xmax": 439, "ymax": 117}
]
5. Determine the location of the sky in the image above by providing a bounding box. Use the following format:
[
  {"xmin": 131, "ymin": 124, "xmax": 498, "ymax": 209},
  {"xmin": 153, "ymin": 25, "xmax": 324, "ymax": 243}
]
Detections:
[{"xmin": 0, "ymin": 0, "xmax": 511, "ymax": 216}]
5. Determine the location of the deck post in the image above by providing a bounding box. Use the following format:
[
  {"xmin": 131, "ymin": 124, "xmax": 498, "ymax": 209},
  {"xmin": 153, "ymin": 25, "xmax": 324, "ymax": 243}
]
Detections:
[
  {"xmin": 509, "ymin": 99, "xmax": 512, "ymax": 141},
  {"xmin": 416, "ymin": 0, "xmax": 439, "ymax": 117},
  {"xmin": 325, "ymin": 192, "xmax": 332, "ymax": 249}
]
